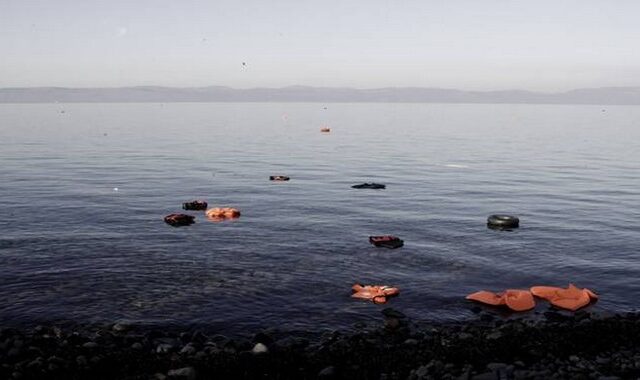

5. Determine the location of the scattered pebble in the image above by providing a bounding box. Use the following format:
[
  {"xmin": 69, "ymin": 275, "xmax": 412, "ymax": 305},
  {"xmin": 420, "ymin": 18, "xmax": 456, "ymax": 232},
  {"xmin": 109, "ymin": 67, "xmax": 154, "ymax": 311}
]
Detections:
[
  {"xmin": 0, "ymin": 312, "xmax": 638, "ymax": 378},
  {"xmin": 167, "ymin": 366, "xmax": 196, "ymax": 380},
  {"xmin": 251, "ymin": 343, "xmax": 268, "ymax": 354}
]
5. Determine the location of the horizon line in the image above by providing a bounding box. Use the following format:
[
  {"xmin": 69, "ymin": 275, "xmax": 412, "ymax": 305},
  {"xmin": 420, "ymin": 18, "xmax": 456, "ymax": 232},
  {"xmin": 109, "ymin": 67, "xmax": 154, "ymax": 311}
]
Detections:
[{"xmin": 2, "ymin": 84, "xmax": 640, "ymax": 94}]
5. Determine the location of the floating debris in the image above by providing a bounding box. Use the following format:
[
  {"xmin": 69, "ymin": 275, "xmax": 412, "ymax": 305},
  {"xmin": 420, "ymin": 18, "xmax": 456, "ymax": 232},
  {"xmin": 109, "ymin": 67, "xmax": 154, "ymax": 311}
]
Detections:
[
  {"xmin": 369, "ymin": 236, "xmax": 404, "ymax": 249},
  {"xmin": 352, "ymin": 183, "xmax": 385, "ymax": 189},
  {"xmin": 183, "ymin": 200, "xmax": 208, "ymax": 211},
  {"xmin": 269, "ymin": 175, "xmax": 290, "ymax": 181},
  {"xmin": 352, "ymin": 284, "xmax": 400, "ymax": 304},
  {"xmin": 466, "ymin": 289, "xmax": 535, "ymax": 312},
  {"xmin": 164, "ymin": 213, "xmax": 195, "ymax": 227},
  {"xmin": 531, "ymin": 284, "xmax": 598, "ymax": 311}
]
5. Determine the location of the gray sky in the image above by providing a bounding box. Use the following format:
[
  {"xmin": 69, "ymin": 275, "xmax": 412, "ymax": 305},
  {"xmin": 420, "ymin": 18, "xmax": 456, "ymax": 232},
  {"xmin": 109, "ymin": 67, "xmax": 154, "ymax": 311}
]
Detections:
[{"xmin": 1, "ymin": 0, "xmax": 639, "ymax": 91}]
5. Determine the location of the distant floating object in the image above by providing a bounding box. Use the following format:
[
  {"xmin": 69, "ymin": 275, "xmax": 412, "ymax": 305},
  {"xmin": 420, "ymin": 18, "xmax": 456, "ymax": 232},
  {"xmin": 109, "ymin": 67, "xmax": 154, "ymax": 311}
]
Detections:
[
  {"xmin": 320, "ymin": 127, "xmax": 331, "ymax": 133},
  {"xmin": 242, "ymin": 62, "xmax": 247, "ymax": 66},
  {"xmin": 113, "ymin": 187, "xmax": 119, "ymax": 191},
  {"xmin": 323, "ymin": 106, "xmax": 328, "ymax": 110},
  {"xmin": 103, "ymin": 133, "xmax": 108, "ymax": 136},
  {"xmin": 369, "ymin": 235, "xmax": 404, "ymax": 249},
  {"xmin": 487, "ymin": 214, "xmax": 519, "ymax": 230},
  {"xmin": 183, "ymin": 200, "xmax": 208, "ymax": 211},
  {"xmin": 164, "ymin": 213, "xmax": 195, "ymax": 227},
  {"xmin": 60, "ymin": 110, "xmax": 65, "ymax": 114},
  {"xmin": 206, "ymin": 207, "xmax": 241, "ymax": 221},
  {"xmin": 352, "ymin": 183, "xmax": 385, "ymax": 190}
]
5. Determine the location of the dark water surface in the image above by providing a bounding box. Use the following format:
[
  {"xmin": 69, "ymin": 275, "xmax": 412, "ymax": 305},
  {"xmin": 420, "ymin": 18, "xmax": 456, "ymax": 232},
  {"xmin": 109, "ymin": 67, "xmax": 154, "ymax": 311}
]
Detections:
[{"xmin": 1, "ymin": 103, "xmax": 639, "ymax": 332}]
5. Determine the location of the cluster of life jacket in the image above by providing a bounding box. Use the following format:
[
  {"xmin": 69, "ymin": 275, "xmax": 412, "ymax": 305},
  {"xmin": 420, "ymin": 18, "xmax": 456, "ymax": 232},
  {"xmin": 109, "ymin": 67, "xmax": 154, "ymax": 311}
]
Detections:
[
  {"xmin": 164, "ymin": 200, "xmax": 240, "ymax": 227},
  {"xmin": 466, "ymin": 284, "xmax": 598, "ymax": 311},
  {"xmin": 165, "ymin": 192, "xmax": 598, "ymax": 313}
]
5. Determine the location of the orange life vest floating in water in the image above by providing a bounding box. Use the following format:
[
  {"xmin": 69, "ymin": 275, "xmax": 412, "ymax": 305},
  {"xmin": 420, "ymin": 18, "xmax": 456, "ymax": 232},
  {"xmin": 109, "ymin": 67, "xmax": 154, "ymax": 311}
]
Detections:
[
  {"xmin": 530, "ymin": 284, "xmax": 598, "ymax": 311},
  {"xmin": 352, "ymin": 284, "xmax": 399, "ymax": 304},
  {"xmin": 466, "ymin": 289, "xmax": 535, "ymax": 312},
  {"xmin": 205, "ymin": 207, "xmax": 241, "ymax": 220}
]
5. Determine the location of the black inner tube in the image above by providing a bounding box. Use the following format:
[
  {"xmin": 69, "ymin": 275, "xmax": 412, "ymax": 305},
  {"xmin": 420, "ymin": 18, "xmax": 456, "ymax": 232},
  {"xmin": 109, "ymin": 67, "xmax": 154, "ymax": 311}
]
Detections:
[{"xmin": 487, "ymin": 214, "xmax": 519, "ymax": 228}]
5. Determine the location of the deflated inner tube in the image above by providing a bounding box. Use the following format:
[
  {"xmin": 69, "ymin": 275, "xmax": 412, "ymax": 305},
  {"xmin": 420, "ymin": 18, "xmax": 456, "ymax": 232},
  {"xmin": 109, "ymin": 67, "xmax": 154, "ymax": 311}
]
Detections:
[
  {"xmin": 269, "ymin": 175, "xmax": 290, "ymax": 181},
  {"xmin": 369, "ymin": 235, "xmax": 404, "ymax": 249},
  {"xmin": 352, "ymin": 183, "xmax": 386, "ymax": 189},
  {"xmin": 182, "ymin": 200, "xmax": 208, "ymax": 211},
  {"xmin": 164, "ymin": 213, "xmax": 195, "ymax": 227},
  {"xmin": 487, "ymin": 215, "xmax": 519, "ymax": 229}
]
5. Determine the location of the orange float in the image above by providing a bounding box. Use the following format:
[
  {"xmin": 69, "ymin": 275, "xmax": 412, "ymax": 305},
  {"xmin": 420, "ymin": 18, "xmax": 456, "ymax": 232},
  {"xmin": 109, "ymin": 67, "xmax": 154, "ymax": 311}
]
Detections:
[
  {"xmin": 205, "ymin": 207, "xmax": 241, "ymax": 220},
  {"xmin": 466, "ymin": 289, "xmax": 535, "ymax": 311},
  {"xmin": 530, "ymin": 284, "xmax": 598, "ymax": 311},
  {"xmin": 351, "ymin": 284, "xmax": 399, "ymax": 304}
]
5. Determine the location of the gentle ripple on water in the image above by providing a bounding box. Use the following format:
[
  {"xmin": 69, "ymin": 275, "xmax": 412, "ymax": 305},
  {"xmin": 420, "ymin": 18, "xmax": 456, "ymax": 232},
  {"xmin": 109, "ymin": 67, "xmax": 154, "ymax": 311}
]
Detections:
[{"xmin": 0, "ymin": 102, "xmax": 639, "ymax": 332}]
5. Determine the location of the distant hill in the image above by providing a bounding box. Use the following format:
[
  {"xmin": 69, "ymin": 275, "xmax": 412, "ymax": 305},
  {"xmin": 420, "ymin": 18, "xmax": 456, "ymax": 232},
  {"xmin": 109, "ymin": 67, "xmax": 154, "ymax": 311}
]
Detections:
[{"xmin": 1, "ymin": 85, "xmax": 639, "ymax": 104}]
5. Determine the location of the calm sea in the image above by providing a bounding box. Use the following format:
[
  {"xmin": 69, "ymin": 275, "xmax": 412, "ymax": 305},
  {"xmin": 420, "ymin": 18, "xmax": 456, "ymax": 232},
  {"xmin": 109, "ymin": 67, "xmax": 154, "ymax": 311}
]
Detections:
[{"xmin": 1, "ymin": 102, "xmax": 638, "ymax": 332}]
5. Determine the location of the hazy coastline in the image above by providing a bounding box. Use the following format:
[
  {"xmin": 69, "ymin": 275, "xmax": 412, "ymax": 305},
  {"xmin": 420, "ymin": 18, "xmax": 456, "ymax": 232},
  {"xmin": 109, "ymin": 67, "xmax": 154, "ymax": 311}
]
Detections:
[{"xmin": 1, "ymin": 86, "xmax": 640, "ymax": 105}]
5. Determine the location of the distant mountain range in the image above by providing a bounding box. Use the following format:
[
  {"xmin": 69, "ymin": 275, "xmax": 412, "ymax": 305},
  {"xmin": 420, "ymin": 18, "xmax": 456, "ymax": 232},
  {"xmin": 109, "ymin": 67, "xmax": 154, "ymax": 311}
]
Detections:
[{"xmin": 1, "ymin": 85, "xmax": 640, "ymax": 104}]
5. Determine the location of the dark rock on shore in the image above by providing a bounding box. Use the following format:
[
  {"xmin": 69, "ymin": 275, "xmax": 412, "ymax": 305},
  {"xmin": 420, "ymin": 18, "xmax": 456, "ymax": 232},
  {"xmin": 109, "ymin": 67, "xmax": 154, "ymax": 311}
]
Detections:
[{"xmin": 1, "ymin": 311, "xmax": 640, "ymax": 379}]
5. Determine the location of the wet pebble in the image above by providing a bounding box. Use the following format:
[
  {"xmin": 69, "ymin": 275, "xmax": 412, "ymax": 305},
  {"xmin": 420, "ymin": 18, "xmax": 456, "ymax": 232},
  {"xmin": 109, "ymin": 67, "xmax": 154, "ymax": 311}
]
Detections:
[
  {"xmin": 156, "ymin": 344, "xmax": 174, "ymax": 354},
  {"xmin": 179, "ymin": 344, "xmax": 196, "ymax": 356},
  {"xmin": 26, "ymin": 357, "xmax": 43, "ymax": 369},
  {"xmin": 318, "ymin": 365, "xmax": 336, "ymax": 378},
  {"xmin": 112, "ymin": 323, "xmax": 129, "ymax": 333},
  {"xmin": 167, "ymin": 366, "xmax": 196, "ymax": 379},
  {"xmin": 251, "ymin": 343, "xmax": 268, "ymax": 354}
]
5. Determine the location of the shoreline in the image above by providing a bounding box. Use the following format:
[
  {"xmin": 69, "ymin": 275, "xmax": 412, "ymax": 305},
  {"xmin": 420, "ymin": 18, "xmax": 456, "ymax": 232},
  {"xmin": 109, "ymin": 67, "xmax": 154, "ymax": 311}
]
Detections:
[{"xmin": 1, "ymin": 309, "xmax": 639, "ymax": 379}]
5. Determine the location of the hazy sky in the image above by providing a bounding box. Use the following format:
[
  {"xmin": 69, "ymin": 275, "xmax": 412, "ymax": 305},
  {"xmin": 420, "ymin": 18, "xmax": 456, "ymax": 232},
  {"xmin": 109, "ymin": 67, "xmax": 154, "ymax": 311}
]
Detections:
[{"xmin": 1, "ymin": 0, "xmax": 639, "ymax": 90}]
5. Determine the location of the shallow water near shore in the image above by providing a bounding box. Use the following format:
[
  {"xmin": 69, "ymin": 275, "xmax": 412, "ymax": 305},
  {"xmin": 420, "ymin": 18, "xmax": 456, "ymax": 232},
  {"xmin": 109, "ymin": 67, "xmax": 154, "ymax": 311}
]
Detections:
[{"xmin": 1, "ymin": 102, "xmax": 639, "ymax": 332}]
